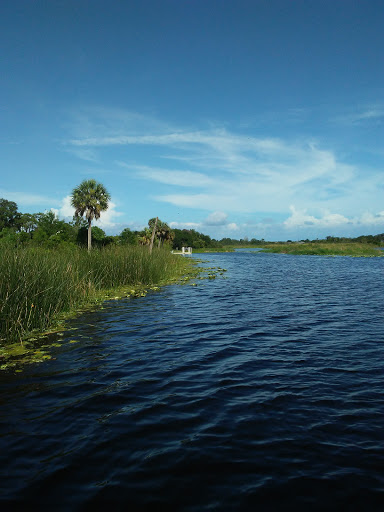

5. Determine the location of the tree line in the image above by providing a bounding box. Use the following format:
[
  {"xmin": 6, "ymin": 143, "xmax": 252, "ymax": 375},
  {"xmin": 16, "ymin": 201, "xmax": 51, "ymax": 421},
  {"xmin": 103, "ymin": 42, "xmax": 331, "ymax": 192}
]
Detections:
[
  {"xmin": 0, "ymin": 195, "xmax": 250, "ymax": 250},
  {"xmin": 0, "ymin": 198, "xmax": 175, "ymax": 250},
  {"xmin": 2, "ymin": 177, "xmax": 383, "ymax": 250}
]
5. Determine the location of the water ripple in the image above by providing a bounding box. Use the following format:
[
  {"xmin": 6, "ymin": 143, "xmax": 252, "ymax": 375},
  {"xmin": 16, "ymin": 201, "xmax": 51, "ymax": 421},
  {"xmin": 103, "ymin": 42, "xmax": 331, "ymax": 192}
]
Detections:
[{"xmin": 1, "ymin": 252, "xmax": 384, "ymax": 510}]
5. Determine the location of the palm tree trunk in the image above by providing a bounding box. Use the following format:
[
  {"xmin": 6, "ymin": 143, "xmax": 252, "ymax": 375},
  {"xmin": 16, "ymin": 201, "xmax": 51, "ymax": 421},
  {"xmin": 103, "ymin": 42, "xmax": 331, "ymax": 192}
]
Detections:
[
  {"xmin": 88, "ymin": 218, "xmax": 92, "ymax": 251},
  {"xmin": 149, "ymin": 217, "xmax": 158, "ymax": 254}
]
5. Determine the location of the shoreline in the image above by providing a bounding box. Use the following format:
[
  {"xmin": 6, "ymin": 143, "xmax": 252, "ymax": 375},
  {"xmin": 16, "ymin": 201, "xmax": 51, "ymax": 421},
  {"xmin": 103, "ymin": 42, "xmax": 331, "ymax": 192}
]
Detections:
[{"xmin": 0, "ymin": 247, "xmax": 202, "ymax": 370}]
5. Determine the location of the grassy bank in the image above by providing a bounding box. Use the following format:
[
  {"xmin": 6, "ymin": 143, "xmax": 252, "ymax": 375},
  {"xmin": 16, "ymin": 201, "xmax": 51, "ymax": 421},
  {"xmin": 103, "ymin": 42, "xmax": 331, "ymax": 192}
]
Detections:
[
  {"xmin": 1, "ymin": 244, "xmax": 195, "ymax": 345},
  {"xmin": 261, "ymin": 242, "xmax": 383, "ymax": 257}
]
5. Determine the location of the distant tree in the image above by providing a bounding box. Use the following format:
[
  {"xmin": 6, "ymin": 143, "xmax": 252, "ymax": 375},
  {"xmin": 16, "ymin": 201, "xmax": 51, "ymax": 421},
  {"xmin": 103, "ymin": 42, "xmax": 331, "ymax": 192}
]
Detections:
[
  {"xmin": 35, "ymin": 211, "xmax": 60, "ymax": 237},
  {"xmin": 71, "ymin": 179, "xmax": 110, "ymax": 251},
  {"xmin": 146, "ymin": 218, "xmax": 174, "ymax": 250},
  {"xmin": 155, "ymin": 219, "xmax": 174, "ymax": 248},
  {"xmin": 172, "ymin": 228, "xmax": 219, "ymax": 249},
  {"xmin": 120, "ymin": 227, "xmax": 137, "ymax": 245},
  {"xmin": 0, "ymin": 199, "xmax": 20, "ymax": 230},
  {"xmin": 32, "ymin": 211, "xmax": 76, "ymax": 246},
  {"xmin": 16, "ymin": 213, "xmax": 39, "ymax": 235},
  {"xmin": 77, "ymin": 225, "xmax": 112, "ymax": 247},
  {"xmin": 90, "ymin": 226, "xmax": 106, "ymax": 244},
  {"xmin": 138, "ymin": 227, "xmax": 152, "ymax": 246}
]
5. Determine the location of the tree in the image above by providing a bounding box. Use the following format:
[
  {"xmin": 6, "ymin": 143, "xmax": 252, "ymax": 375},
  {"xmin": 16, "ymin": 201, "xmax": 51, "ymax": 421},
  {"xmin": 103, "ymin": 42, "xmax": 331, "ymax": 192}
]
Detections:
[
  {"xmin": 16, "ymin": 213, "xmax": 39, "ymax": 235},
  {"xmin": 138, "ymin": 227, "xmax": 152, "ymax": 246},
  {"xmin": 0, "ymin": 199, "xmax": 20, "ymax": 230},
  {"xmin": 147, "ymin": 218, "xmax": 174, "ymax": 251},
  {"xmin": 156, "ymin": 220, "xmax": 174, "ymax": 247},
  {"xmin": 71, "ymin": 179, "xmax": 110, "ymax": 251},
  {"xmin": 32, "ymin": 211, "xmax": 76, "ymax": 246},
  {"xmin": 120, "ymin": 228, "xmax": 137, "ymax": 245},
  {"xmin": 149, "ymin": 217, "xmax": 158, "ymax": 254}
]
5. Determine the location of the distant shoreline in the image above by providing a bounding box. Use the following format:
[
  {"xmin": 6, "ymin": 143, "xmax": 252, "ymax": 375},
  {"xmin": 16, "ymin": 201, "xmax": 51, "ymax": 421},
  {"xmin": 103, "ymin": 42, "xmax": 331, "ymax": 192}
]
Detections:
[{"xmin": 191, "ymin": 242, "xmax": 383, "ymax": 257}]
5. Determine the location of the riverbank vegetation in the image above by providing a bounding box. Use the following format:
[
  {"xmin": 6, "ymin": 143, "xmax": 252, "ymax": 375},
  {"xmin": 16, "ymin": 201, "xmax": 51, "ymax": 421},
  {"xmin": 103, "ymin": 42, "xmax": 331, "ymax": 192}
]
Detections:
[
  {"xmin": 0, "ymin": 190, "xmax": 198, "ymax": 347},
  {"xmin": 260, "ymin": 241, "xmax": 383, "ymax": 257},
  {"xmin": 0, "ymin": 244, "xmax": 195, "ymax": 345},
  {"xmin": 2, "ymin": 189, "xmax": 384, "ymax": 346}
]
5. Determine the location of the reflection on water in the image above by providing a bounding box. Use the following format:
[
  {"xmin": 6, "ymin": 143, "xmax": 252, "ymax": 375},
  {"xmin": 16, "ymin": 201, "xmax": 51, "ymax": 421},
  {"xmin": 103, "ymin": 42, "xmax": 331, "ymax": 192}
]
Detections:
[{"xmin": 1, "ymin": 252, "xmax": 384, "ymax": 510}]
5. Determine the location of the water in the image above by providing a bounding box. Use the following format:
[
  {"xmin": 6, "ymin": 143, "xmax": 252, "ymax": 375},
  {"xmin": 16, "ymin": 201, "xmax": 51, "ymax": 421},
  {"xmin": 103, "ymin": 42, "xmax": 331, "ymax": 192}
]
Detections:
[{"xmin": 1, "ymin": 252, "xmax": 384, "ymax": 510}]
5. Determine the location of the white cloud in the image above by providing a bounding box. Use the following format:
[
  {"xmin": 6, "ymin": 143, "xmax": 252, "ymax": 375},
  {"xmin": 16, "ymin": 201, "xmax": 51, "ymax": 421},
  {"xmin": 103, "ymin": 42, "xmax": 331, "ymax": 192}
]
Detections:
[
  {"xmin": 284, "ymin": 206, "xmax": 350, "ymax": 228},
  {"xmin": 64, "ymin": 108, "xmax": 384, "ymax": 226},
  {"xmin": 204, "ymin": 211, "xmax": 228, "ymax": 226},
  {"xmin": 169, "ymin": 211, "xmax": 241, "ymax": 234},
  {"xmin": 359, "ymin": 211, "xmax": 384, "ymax": 225},
  {"xmin": 334, "ymin": 105, "xmax": 384, "ymax": 125},
  {"xmin": 56, "ymin": 195, "xmax": 123, "ymax": 231},
  {"xmin": 56, "ymin": 195, "xmax": 75, "ymax": 218},
  {"xmin": 0, "ymin": 189, "xmax": 54, "ymax": 206},
  {"xmin": 284, "ymin": 206, "xmax": 384, "ymax": 229},
  {"xmin": 94, "ymin": 202, "xmax": 124, "ymax": 230},
  {"xmin": 169, "ymin": 221, "xmax": 201, "ymax": 229}
]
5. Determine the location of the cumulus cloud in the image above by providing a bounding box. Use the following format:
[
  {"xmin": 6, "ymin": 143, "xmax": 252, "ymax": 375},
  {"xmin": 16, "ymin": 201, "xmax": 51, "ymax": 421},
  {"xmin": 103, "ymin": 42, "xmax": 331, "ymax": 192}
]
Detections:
[
  {"xmin": 204, "ymin": 211, "xmax": 228, "ymax": 226},
  {"xmin": 55, "ymin": 195, "xmax": 124, "ymax": 231},
  {"xmin": 169, "ymin": 211, "xmax": 239, "ymax": 233},
  {"xmin": 359, "ymin": 211, "xmax": 384, "ymax": 225},
  {"xmin": 284, "ymin": 205, "xmax": 384, "ymax": 229}
]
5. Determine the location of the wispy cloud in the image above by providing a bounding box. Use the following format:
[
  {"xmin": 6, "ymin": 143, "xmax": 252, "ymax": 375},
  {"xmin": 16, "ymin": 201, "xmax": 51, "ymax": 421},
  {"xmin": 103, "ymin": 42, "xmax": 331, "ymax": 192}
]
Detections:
[
  {"xmin": 117, "ymin": 163, "xmax": 213, "ymax": 187},
  {"xmin": 169, "ymin": 221, "xmax": 201, "ymax": 229},
  {"xmin": 333, "ymin": 105, "xmax": 384, "ymax": 125},
  {"xmin": 284, "ymin": 206, "xmax": 384, "ymax": 229},
  {"xmin": 65, "ymin": 106, "xmax": 173, "ymax": 139},
  {"xmin": 64, "ymin": 147, "xmax": 100, "ymax": 163},
  {"xmin": 63, "ymin": 108, "xmax": 384, "ymax": 233},
  {"xmin": 0, "ymin": 189, "xmax": 55, "ymax": 207}
]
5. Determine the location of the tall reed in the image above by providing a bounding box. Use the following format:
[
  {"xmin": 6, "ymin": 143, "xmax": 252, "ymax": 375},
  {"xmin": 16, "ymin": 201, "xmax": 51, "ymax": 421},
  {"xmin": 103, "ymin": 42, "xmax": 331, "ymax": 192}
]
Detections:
[{"xmin": 0, "ymin": 244, "xmax": 190, "ymax": 344}]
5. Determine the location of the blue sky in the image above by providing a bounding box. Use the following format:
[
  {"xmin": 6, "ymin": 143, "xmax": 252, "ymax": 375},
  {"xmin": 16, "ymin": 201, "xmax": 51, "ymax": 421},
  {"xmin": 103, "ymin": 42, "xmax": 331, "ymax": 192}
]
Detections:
[{"xmin": 1, "ymin": 0, "xmax": 383, "ymax": 241}]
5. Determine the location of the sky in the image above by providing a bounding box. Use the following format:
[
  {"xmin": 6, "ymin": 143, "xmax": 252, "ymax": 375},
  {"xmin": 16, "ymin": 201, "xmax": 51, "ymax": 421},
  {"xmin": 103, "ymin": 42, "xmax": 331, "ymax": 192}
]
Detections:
[{"xmin": 1, "ymin": 0, "xmax": 383, "ymax": 241}]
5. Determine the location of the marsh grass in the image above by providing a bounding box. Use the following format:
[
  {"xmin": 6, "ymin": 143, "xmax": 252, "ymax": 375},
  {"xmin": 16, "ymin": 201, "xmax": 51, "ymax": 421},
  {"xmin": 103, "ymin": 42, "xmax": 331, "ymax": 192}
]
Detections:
[
  {"xmin": 1, "ymin": 245, "xmax": 192, "ymax": 344},
  {"xmin": 262, "ymin": 242, "xmax": 383, "ymax": 257}
]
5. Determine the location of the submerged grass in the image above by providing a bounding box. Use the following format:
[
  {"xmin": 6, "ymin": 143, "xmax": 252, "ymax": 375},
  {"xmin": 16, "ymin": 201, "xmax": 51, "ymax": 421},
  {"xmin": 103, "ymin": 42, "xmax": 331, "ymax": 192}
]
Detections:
[
  {"xmin": 0, "ymin": 244, "xmax": 195, "ymax": 345},
  {"xmin": 261, "ymin": 242, "xmax": 383, "ymax": 257}
]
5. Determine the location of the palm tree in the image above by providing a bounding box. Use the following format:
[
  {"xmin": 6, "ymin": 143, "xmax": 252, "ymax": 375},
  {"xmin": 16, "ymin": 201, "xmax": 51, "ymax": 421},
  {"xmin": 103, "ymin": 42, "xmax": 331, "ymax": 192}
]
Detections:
[
  {"xmin": 148, "ymin": 217, "xmax": 158, "ymax": 254},
  {"xmin": 71, "ymin": 179, "xmax": 110, "ymax": 251},
  {"xmin": 146, "ymin": 218, "xmax": 174, "ymax": 251},
  {"xmin": 156, "ymin": 220, "xmax": 174, "ymax": 248},
  {"xmin": 138, "ymin": 227, "xmax": 152, "ymax": 246}
]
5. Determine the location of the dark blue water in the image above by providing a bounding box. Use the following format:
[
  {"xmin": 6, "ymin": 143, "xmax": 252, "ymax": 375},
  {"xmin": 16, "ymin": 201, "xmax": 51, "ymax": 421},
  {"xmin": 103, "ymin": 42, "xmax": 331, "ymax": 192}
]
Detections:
[{"xmin": 1, "ymin": 252, "xmax": 384, "ymax": 510}]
